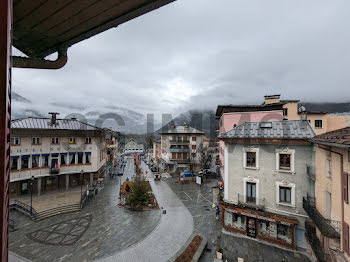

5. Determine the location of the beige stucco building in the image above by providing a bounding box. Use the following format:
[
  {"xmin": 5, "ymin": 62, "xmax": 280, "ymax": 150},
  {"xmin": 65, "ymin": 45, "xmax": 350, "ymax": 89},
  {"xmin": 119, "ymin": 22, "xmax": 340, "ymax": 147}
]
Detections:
[
  {"xmin": 308, "ymin": 127, "xmax": 350, "ymax": 261},
  {"xmin": 10, "ymin": 116, "xmax": 107, "ymax": 197}
]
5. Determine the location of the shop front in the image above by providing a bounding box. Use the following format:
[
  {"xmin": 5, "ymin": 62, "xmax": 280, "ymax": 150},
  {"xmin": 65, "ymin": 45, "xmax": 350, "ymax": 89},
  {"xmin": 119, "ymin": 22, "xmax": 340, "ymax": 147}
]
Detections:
[{"xmin": 221, "ymin": 205, "xmax": 298, "ymax": 249}]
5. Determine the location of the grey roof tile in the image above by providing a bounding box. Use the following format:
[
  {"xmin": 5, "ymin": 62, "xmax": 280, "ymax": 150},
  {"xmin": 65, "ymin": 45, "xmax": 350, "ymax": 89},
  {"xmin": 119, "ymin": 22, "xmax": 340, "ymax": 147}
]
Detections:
[{"xmin": 219, "ymin": 120, "xmax": 315, "ymax": 140}]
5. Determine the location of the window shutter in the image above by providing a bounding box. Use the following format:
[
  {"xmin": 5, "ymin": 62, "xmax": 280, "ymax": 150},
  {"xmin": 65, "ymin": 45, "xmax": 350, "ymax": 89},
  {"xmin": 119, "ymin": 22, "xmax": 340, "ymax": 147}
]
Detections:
[{"xmin": 344, "ymin": 173, "xmax": 349, "ymax": 204}]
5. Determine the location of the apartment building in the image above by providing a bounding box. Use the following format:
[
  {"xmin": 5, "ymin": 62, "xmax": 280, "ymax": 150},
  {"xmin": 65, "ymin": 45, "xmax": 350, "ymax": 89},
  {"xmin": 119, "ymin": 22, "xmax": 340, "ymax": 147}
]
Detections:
[
  {"xmin": 104, "ymin": 128, "xmax": 120, "ymax": 175},
  {"xmin": 152, "ymin": 138, "xmax": 161, "ymax": 164},
  {"xmin": 10, "ymin": 115, "xmax": 107, "ymax": 197},
  {"xmin": 218, "ymin": 120, "xmax": 315, "ymax": 249},
  {"xmin": 159, "ymin": 124, "xmax": 205, "ymax": 173},
  {"xmin": 305, "ymin": 127, "xmax": 350, "ymax": 261}
]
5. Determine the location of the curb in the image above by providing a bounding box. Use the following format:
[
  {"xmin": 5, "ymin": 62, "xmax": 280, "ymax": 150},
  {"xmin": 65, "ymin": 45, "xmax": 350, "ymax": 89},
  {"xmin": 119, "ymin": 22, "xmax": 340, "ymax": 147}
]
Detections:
[{"xmin": 168, "ymin": 233, "xmax": 207, "ymax": 262}]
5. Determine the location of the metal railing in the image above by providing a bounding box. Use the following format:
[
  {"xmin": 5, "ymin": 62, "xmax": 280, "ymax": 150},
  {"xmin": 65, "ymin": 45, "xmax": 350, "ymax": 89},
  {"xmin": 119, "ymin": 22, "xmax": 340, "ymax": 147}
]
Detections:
[
  {"xmin": 169, "ymin": 148, "xmax": 190, "ymax": 153},
  {"xmin": 237, "ymin": 194, "xmax": 265, "ymax": 210},
  {"xmin": 169, "ymin": 139, "xmax": 190, "ymax": 144},
  {"xmin": 10, "ymin": 200, "xmax": 38, "ymax": 218},
  {"xmin": 303, "ymin": 196, "xmax": 340, "ymax": 238},
  {"xmin": 305, "ymin": 221, "xmax": 327, "ymax": 262}
]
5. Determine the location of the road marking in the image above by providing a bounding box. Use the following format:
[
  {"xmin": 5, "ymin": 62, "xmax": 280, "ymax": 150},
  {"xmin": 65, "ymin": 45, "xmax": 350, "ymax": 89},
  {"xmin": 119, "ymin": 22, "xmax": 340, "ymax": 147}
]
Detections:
[
  {"xmin": 183, "ymin": 192, "xmax": 193, "ymax": 201},
  {"xmin": 197, "ymin": 193, "xmax": 212, "ymax": 204}
]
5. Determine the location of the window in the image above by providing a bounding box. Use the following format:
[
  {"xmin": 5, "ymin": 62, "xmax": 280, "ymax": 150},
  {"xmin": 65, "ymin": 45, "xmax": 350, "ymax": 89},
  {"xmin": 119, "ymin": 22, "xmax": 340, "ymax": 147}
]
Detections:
[
  {"xmin": 191, "ymin": 153, "xmax": 196, "ymax": 159},
  {"xmin": 11, "ymin": 137, "xmax": 20, "ymax": 145},
  {"xmin": 192, "ymin": 145, "xmax": 196, "ymax": 150},
  {"xmin": 192, "ymin": 137, "xmax": 196, "ymax": 141},
  {"xmin": 172, "ymin": 152, "xmax": 176, "ymax": 159},
  {"xmin": 246, "ymin": 182, "xmax": 256, "ymax": 202},
  {"xmin": 32, "ymin": 137, "xmax": 40, "ymax": 144},
  {"xmin": 85, "ymin": 137, "xmax": 92, "ymax": 144},
  {"xmin": 21, "ymin": 157, "xmax": 29, "ymax": 169},
  {"xmin": 279, "ymin": 186, "xmax": 291, "ymax": 203},
  {"xmin": 283, "ymin": 108, "xmax": 288, "ymax": 117},
  {"xmin": 279, "ymin": 154, "xmax": 291, "ymax": 170},
  {"xmin": 77, "ymin": 153, "xmax": 83, "ymax": 164},
  {"xmin": 348, "ymin": 150, "xmax": 350, "ymax": 163},
  {"xmin": 10, "ymin": 158, "xmax": 19, "ymax": 170},
  {"xmin": 69, "ymin": 137, "xmax": 76, "ymax": 144},
  {"xmin": 69, "ymin": 153, "xmax": 76, "ymax": 165},
  {"xmin": 51, "ymin": 137, "xmax": 59, "ymax": 144},
  {"xmin": 315, "ymin": 120, "xmax": 323, "ymax": 128},
  {"xmin": 42, "ymin": 155, "xmax": 49, "ymax": 167},
  {"xmin": 277, "ymin": 224, "xmax": 292, "ymax": 244},
  {"xmin": 32, "ymin": 155, "xmax": 39, "ymax": 168},
  {"xmin": 85, "ymin": 153, "xmax": 91, "ymax": 164},
  {"xmin": 61, "ymin": 154, "xmax": 66, "ymax": 165},
  {"xmin": 246, "ymin": 152, "xmax": 256, "ymax": 167},
  {"xmin": 326, "ymin": 159, "xmax": 332, "ymax": 178}
]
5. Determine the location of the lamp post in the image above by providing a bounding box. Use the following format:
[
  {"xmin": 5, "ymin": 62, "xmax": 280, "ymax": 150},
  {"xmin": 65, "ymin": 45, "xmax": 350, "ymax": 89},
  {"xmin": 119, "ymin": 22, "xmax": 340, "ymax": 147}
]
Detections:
[
  {"xmin": 80, "ymin": 170, "xmax": 83, "ymax": 199},
  {"xmin": 30, "ymin": 176, "xmax": 34, "ymax": 215}
]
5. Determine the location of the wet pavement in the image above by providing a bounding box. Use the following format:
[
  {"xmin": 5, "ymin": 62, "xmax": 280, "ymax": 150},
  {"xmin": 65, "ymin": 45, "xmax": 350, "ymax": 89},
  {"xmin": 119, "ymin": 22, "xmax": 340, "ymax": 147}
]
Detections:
[{"xmin": 9, "ymin": 158, "xmax": 161, "ymax": 262}]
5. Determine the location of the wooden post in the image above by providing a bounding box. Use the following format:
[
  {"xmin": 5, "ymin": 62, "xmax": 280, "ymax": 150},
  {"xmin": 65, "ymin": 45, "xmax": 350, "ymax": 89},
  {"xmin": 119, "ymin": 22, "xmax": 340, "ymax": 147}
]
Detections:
[{"xmin": 0, "ymin": 0, "xmax": 12, "ymax": 260}]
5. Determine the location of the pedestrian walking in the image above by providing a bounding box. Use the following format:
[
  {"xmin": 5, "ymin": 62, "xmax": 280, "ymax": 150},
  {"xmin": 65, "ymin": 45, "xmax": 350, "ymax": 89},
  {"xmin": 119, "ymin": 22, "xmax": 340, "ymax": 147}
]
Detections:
[{"xmin": 215, "ymin": 206, "xmax": 220, "ymax": 221}]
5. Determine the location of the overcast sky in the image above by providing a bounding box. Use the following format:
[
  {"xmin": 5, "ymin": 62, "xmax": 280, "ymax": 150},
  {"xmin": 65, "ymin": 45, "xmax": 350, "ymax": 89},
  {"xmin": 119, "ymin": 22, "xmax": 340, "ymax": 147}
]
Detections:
[{"xmin": 12, "ymin": 0, "xmax": 350, "ymax": 120}]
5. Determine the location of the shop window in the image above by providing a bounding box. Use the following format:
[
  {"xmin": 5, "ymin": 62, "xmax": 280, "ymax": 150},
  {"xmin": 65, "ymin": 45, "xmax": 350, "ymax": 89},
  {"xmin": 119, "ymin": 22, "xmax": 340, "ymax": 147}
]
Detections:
[
  {"xmin": 21, "ymin": 157, "xmax": 29, "ymax": 169},
  {"xmin": 85, "ymin": 137, "xmax": 92, "ymax": 144},
  {"xmin": 277, "ymin": 224, "xmax": 292, "ymax": 244},
  {"xmin": 69, "ymin": 137, "xmax": 76, "ymax": 144},
  {"xmin": 69, "ymin": 154, "xmax": 76, "ymax": 165},
  {"xmin": 279, "ymin": 154, "xmax": 291, "ymax": 170},
  {"xmin": 259, "ymin": 220, "xmax": 274, "ymax": 238},
  {"xmin": 279, "ymin": 187, "xmax": 291, "ymax": 203},
  {"xmin": 77, "ymin": 154, "xmax": 83, "ymax": 164},
  {"xmin": 51, "ymin": 137, "xmax": 59, "ymax": 144},
  {"xmin": 10, "ymin": 158, "xmax": 19, "ymax": 170},
  {"xmin": 32, "ymin": 156, "xmax": 39, "ymax": 168},
  {"xmin": 85, "ymin": 153, "xmax": 91, "ymax": 164},
  {"xmin": 61, "ymin": 154, "xmax": 66, "ymax": 165},
  {"xmin": 224, "ymin": 211, "xmax": 246, "ymax": 230},
  {"xmin": 11, "ymin": 137, "xmax": 20, "ymax": 145},
  {"xmin": 315, "ymin": 120, "xmax": 323, "ymax": 128},
  {"xmin": 42, "ymin": 155, "xmax": 49, "ymax": 167},
  {"xmin": 247, "ymin": 182, "xmax": 256, "ymax": 203},
  {"xmin": 192, "ymin": 137, "xmax": 196, "ymax": 141},
  {"xmin": 32, "ymin": 137, "xmax": 40, "ymax": 145},
  {"xmin": 246, "ymin": 152, "xmax": 256, "ymax": 167}
]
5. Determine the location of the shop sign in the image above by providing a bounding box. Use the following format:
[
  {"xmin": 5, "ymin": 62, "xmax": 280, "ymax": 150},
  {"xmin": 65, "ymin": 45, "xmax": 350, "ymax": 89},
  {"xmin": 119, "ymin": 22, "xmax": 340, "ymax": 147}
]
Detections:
[{"xmin": 225, "ymin": 207, "xmax": 292, "ymax": 226}]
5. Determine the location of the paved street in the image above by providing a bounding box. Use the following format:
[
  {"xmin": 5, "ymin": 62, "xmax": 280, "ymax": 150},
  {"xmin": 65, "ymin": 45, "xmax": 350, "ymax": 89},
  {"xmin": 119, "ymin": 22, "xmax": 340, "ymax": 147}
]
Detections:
[
  {"xmin": 97, "ymin": 160, "xmax": 194, "ymax": 262},
  {"xmin": 164, "ymin": 177, "xmax": 311, "ymax": 262},
  {"xmin": 9, "ymin": 158, "xmax": 160, "ymax": 262}
]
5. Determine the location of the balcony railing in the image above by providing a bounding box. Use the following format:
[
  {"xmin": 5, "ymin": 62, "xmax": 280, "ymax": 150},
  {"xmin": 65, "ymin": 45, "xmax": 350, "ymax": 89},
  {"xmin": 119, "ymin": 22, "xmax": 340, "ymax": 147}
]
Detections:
[
  {"xmin": 50, "ymin": 168, "xmax": 60, "ymax": 174},
  {"xmin": 237, "ymin": 194, "xmax": 265, "ymax": 210},
  {"xmin": 169, "ymin": 139, "xmax": 189, "ymax": 145},
  {"xmin": 305, "ymin": 221, "xmax": 327, "ymax": 262},
  {"xmin": 303, "ymin": 196, "xmax": 340, "ymax": 238},
  {"xmin": 169, "ymin": 158, "xmax": 189, "ymax": 162},
  {"xmin": 169, "ymin": 148, "xmax": 190, "ymax": 153}
]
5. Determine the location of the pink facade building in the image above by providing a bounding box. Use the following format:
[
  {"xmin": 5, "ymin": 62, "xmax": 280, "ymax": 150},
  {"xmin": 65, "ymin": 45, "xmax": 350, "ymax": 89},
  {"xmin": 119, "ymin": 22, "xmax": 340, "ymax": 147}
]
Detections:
[{"xmin": 216, "ymin": 104, "xmax": 284, "ymax": 181}]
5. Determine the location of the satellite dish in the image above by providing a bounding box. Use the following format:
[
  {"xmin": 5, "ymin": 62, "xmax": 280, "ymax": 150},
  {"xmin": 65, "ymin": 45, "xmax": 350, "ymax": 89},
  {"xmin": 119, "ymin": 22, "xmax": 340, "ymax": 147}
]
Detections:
[{"xmin": 298, "ymin": 106, "xmax": 306, "ymax": 113}]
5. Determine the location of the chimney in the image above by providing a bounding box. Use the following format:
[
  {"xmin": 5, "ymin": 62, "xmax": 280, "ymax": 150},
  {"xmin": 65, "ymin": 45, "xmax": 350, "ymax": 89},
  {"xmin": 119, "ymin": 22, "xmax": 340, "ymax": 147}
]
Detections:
[
  {"xmin": 48, "ymin": 112, "xmax": 60, "ymax": 126},
  {"xmin": 184, "ymin": 123, "xmax": 189, "ymax": 131},
  {"xmin": 264, "ymin": 94, "xmax": 281, "ymax": 105}
]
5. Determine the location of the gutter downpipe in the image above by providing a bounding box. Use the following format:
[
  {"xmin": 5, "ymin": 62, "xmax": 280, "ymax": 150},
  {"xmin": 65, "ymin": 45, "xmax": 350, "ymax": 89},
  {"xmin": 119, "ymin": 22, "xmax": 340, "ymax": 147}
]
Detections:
[
  {"xmin": 318, "ymin": 144, "xmax": 344, "ymax": 252},
  {"xmin": 12, "ymin": 47, "xmax": 68, "ymax": 69}
]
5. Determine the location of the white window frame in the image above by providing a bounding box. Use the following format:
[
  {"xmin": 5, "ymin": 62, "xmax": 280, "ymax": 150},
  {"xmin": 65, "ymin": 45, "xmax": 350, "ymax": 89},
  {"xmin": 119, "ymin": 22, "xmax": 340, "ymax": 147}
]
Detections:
[
  {"xmin": 276, "ymin": 149, "xmax": 295, "ymax": 173},
  {"xmin": 69, "ymin": 137, "xmax": 76, "ymax": 144},
  {"xmin": 11, "ymin": 137, "xmax": 20, "ymax": 145},
  {"xmin": 85, "ymin": 137, "xmax": 92, "ymax": 144},
  {"xmin": 51, "ymin": 137, "xmax": 59, "ymax": 144},
  {"xmin": 32, "ymin": 137, "xmax": 40, "ymax": 144},
  {"xmin": 243, "ymin": 177, "xmax": 260, "ymax": 205},
  {"xmin": 275, "ymin": 181, "xmax": 296, "ymax": 207},
  {"xmin": 243, "ymin": 147, "xmax": 259, "ymax": 170}
]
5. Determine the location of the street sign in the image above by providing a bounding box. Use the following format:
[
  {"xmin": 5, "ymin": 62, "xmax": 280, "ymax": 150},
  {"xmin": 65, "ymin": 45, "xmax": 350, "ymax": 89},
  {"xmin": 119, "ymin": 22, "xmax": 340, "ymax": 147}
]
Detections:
[{"xmin": 196, "ymin": 176, "xmax": 202, "ymax": 185}]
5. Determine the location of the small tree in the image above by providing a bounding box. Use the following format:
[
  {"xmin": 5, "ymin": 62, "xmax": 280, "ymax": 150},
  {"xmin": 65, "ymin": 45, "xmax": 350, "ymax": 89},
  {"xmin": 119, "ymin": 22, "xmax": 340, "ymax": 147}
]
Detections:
[{"xmin": 126, "ymin": 176, "xmax": 151, "ymax": 207}]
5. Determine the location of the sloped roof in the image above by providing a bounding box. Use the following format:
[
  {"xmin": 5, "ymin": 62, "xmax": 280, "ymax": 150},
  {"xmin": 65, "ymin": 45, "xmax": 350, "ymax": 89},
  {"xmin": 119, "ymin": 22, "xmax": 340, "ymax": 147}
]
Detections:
[
  {"xmin": 216, "ymin": 103, "xmax": 284, "ymax": 117},
  {"xmin": 11, "ymin": 117, "xmax": 101, "ymax": 131},
  {"xmin": 159, "ymin": 125, "xmax": 204, "ymax": 135},
  {"xmin": 219, "ymin": 120, "xmax": 315, "ymax": 140},
  {"xmin": 311, "ymin": 127, "xmax": 350, "ymax": 148}
]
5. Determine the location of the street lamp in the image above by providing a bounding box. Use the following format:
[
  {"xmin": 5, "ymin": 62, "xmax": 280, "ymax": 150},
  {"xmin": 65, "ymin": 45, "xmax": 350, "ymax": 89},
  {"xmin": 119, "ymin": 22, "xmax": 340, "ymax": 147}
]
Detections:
[
  {"xmin": 30, "ymin": 176, "xmax": 34, "ymax": 215},
  {"xmin": 80, "ymin": 170, "xmax": 83, "ymax": 199}
]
